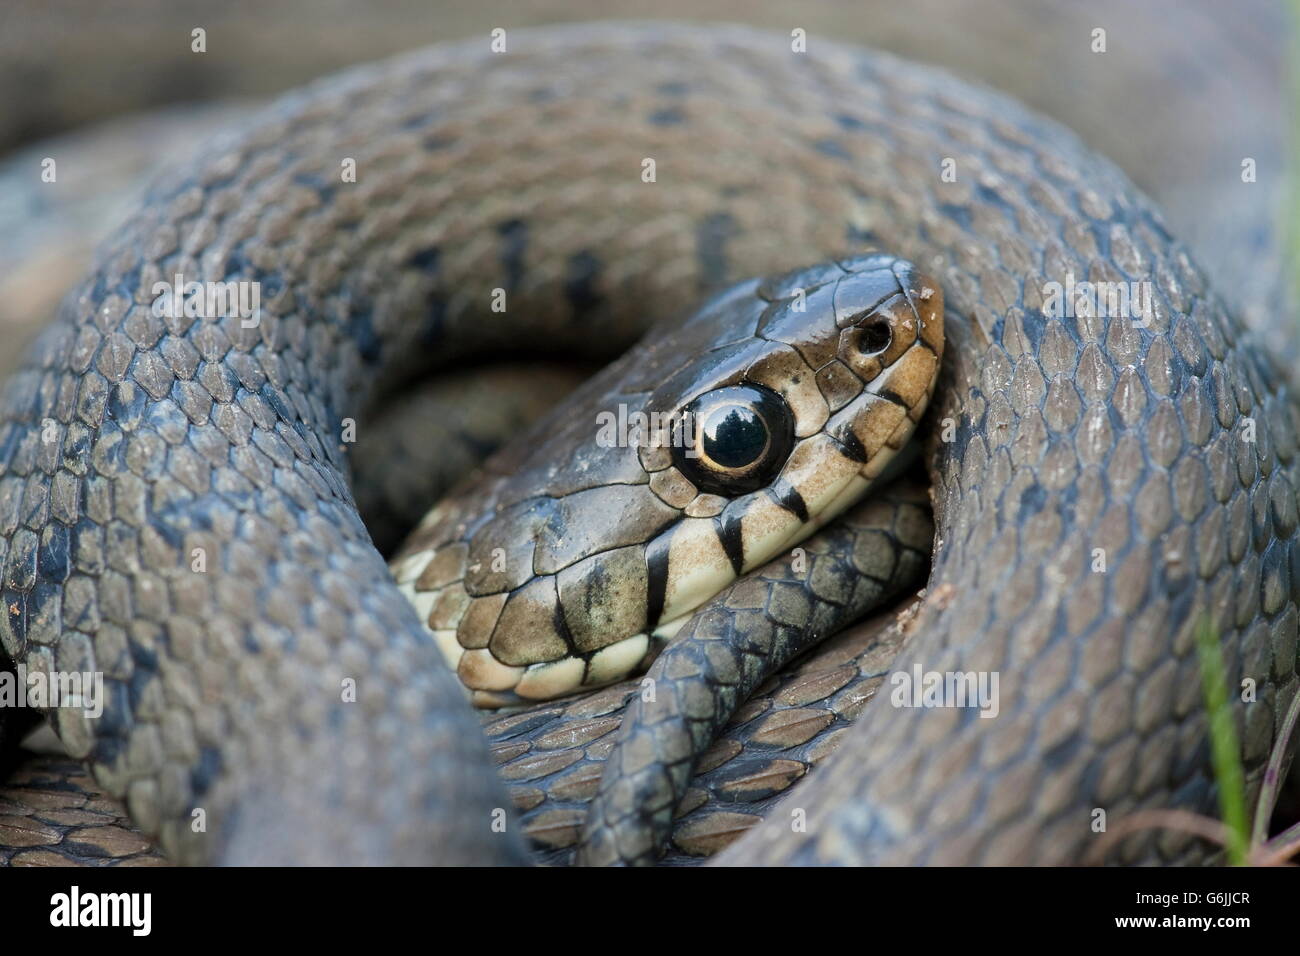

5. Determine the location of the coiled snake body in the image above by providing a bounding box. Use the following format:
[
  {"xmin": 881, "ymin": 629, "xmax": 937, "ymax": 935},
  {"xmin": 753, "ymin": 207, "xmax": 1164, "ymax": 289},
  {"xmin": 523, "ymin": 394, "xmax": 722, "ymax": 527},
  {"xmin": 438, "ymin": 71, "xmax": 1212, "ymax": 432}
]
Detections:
[{"xmin": 0, "ymin": 21, "xmax": 1296, "ymax": 865}]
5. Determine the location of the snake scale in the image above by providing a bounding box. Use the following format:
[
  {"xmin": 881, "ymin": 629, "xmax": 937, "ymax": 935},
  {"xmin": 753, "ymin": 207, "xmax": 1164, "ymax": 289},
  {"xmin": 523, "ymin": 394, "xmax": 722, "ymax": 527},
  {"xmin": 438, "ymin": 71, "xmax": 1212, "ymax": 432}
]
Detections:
[{"xmin": 0, "ymin": 17, "xmax": 1297, "ymax": 866}]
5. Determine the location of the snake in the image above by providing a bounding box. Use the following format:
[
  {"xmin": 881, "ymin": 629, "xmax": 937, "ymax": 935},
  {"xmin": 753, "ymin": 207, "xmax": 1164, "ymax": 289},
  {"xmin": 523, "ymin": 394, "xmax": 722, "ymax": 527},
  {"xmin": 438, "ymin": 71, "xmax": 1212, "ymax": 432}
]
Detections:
[{"xmin": 0, "ymin": 15, "xmax": 1297, "ymax": 867}]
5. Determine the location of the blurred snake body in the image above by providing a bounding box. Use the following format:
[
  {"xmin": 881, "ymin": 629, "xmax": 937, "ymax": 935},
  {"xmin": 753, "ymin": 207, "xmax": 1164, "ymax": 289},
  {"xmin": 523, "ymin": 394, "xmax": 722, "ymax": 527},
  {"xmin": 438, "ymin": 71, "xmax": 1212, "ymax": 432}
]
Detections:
[{"xmin": 0, "ymin": 22, "xmax": 1297, "ymax": 866}]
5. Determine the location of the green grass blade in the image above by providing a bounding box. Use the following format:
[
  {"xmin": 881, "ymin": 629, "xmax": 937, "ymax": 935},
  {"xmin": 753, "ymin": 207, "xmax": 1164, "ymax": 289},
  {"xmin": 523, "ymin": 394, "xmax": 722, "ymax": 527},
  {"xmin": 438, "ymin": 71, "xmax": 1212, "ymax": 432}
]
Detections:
[{"xmin": 1194, "ymin": 617, "xmax": 1249, "ymax": 865}]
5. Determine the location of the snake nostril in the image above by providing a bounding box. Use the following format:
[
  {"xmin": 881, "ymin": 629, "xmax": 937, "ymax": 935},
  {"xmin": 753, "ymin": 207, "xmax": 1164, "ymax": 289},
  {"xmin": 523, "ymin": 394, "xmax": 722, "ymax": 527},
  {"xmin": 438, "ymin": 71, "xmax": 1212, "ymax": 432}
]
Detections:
[{"xmin": 858, "ymin": 319, "xmax": 892, "ymax": 355}]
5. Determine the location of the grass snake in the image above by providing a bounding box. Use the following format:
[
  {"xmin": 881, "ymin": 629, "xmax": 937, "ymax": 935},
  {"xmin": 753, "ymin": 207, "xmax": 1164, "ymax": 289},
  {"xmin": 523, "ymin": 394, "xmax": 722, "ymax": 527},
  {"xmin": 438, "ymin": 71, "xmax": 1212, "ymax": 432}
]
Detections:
[{"xmin": 0, "ymin": 19, "xmax": 1297, "ymax": 866}]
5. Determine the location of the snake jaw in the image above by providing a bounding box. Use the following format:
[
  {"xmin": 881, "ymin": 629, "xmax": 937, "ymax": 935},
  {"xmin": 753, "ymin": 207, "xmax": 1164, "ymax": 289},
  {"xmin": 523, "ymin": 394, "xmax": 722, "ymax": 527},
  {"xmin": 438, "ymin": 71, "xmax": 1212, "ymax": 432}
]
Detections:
[{"xmin": 392, "ymin": 255, "xmax": 943, "ymax": 705}]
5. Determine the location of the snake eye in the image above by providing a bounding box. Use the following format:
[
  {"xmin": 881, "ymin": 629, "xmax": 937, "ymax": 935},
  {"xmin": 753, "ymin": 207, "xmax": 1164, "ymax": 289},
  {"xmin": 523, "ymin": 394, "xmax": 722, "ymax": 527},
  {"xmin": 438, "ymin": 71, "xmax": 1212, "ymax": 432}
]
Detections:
[
  {"xmin": 672, "ymin": 384, "xmax": 795, "ymax": 496},
  {"xmin": 857, "ymin": 319, "xmax": 892, "ymax": 355}
]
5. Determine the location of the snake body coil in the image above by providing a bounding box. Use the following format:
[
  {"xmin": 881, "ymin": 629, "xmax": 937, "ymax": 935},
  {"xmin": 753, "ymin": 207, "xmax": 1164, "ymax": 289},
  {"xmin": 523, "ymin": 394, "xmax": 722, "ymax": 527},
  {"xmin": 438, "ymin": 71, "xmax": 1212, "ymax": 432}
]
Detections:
[{"xmin": 0, "ymin": 22, "xmax": 1296, "ymax": 865}]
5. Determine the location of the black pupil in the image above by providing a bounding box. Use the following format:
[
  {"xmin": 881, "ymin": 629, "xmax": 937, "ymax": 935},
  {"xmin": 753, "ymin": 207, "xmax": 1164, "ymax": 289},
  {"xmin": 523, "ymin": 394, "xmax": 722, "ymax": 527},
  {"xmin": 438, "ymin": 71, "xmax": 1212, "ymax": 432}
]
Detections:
[
  {"xmin": 701, "ymin": 405, "xmax": 768, "ymax": 469},
  {"xmin": 859, "ymin": 320, "xmax": 892, "ymax": 354}
]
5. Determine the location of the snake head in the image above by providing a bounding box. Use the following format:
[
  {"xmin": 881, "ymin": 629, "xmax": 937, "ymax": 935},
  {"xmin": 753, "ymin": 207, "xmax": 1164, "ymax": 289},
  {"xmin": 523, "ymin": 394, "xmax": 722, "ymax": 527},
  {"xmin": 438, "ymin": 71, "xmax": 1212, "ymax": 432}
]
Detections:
[{"xmin": 392, "ymin": 253, "xmax": 943, "ymax": 705}]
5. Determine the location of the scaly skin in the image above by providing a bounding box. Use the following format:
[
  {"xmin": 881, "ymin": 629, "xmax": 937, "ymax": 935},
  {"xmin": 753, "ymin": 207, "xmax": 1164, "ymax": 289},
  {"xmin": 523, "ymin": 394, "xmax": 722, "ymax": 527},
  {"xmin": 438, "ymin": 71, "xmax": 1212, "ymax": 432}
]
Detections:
[
  {"xmin": 390, "ymin": 254, "xmax": 943, "ymax": 705},
  {"xmin": 577, "ymin": 481, "xmax": 932, "ymax": 865},
  {"xmin": 0, "ymin": 22, "xmax": 1296, "ymax": 864}
]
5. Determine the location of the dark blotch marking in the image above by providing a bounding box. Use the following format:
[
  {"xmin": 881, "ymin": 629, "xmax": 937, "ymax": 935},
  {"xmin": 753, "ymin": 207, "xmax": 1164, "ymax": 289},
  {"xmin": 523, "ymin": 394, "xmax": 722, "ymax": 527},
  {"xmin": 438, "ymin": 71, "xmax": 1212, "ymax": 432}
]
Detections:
[
  {"xmin": 877, "ymin": 387, "xmax": 910, "ymax": 409},
  {"xmin": 92, "ymin": 686, "xmax": 130, "ymax": 741},
  {"xmin": 717, "ymin": 512, "xmax": 745, "ymax": 577},
  {"xmin": 106, "ymin": 383, "xmax": 146, "ymax": 428},
  {"xmin": 127, "ymin": 671, "xmax": 158, "ymax": 724},
  {"xmin": 130, "ymin": 640, "xmax": 159, "ymax": 677},
  {"xmin": 1040, "ymin": 729, "xmax": 1083, "ymax": 770},
  {"xmin": 695, "ymin": 212, "xmax": 738, "ymax": 288},
  {"xmin": 259, "ymin": 272, "xmax": 285, "ymax": 300},
  {"xmin": 91, "ymin": 712, "xmax": 126, "ymax": 759},
  {"xmin": 1164, "ymin": 571, "xmax": 1198, "ymax": 639},
  {"xmin": 406, "ymin": 246, "xmax": 440, "ymax": 274},
  {"xmin": 768, "ymin": 480, "xmax": 809, "ymax": 524},
  {"xmin": 937, "ymin": 202, "xmax": 972, "ymax": 230},
  {"xmin": 146, "ymin": 505, "xmax": 188, "ymax": 552},
  {"xmin": 346, "ymin": 307, "xmax": 382, "ymax": 365},
  {"xmin": 645, "ymin": 534, "xmax": 671, "ymax": 630},
  {"xmin": 1018, "ymin": 482, "xmax": 1047, "ymax": 519},
  {"xmin": 552, "ymin": 601, "xmax": 581, "ymax": 658},
  {"xmin": 649, "ymin": 107, "xmax": 685, "ymax": 126},
  {"xmin": 565, "ymin": 250, "xmax": 604, "ymax": 321},
  {"xmin": 60, "ymin": 423, "xmax": 90, "ymax": 463},
  {"xmin": 855, "ymin": 57, "xmax": 883, "ymax": 84},
  {"xmin": 1089, "ymin": 219, "xmax": 1112, "ymax": 261},
  {"xmin": 497, "ymin": 218, "xmax": 528, "ymax": 293},
  {"xmin": 406, "ymin": 246, "xmax": 446, "ymax": 346},
  {"xmin": 813, "ymin": 138, "xmax": 851, "ymax": 160},
  {"xmin": 833, "ymin": 429, "xmax": 869, "ymax": 464},
  {"xmin": 190, "ymin": 745, "xmax": 224, "ymax": 797},
  {"xmin": 974, "ymin": 182, "xmax": 1017, "ymax": 218},
  {"xmin": 400, "ymin": 110, "xmax": 438, "ymax": 131},
  {"xmin": 421, "ymin": 297, "xmax": 448, "ymax": 347},
  {"xmin": 845, "ymin": 223, "xmax": 877, "ymax": 247}
]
